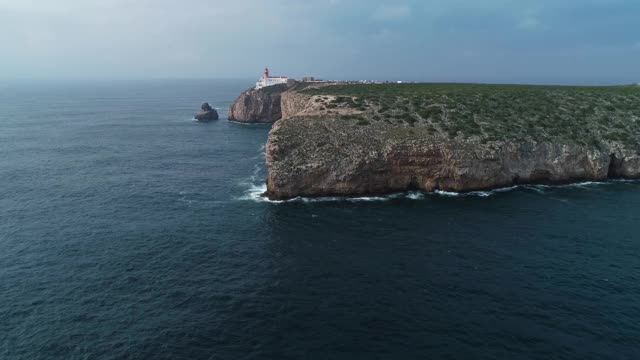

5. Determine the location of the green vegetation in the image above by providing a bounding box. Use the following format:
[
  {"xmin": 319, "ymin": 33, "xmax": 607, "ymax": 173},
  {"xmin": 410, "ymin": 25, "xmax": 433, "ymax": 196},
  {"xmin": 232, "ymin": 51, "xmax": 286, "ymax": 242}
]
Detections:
[
  {"xmin": 259, "ymin": 83, "xmax": 289, "ymax": 94},
  {"xmin": 302, "ymin": 83, "xmax": 640, "ymax": 145}
]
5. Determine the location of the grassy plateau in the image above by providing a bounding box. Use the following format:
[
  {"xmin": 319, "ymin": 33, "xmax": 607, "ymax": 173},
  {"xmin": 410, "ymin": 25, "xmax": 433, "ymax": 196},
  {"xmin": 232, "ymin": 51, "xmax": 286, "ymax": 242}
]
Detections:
[{"xmin": 300, "ymin": 83, "xmax": 640, "ymax": 146}]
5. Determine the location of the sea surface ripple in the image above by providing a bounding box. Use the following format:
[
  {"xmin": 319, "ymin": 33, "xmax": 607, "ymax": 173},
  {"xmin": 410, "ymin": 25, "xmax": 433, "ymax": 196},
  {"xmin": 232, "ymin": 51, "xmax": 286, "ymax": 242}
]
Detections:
[{"xmin": 1, "ymin": 79, "xmax": 640, "ymax": 359}]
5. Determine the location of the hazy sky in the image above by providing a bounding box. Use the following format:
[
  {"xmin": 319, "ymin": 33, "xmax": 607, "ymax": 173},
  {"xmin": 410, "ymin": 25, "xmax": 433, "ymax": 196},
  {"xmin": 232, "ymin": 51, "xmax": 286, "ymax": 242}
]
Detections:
[{"xmin": 1, "ymin": 0, "xmax": 639, "ymax": 83}]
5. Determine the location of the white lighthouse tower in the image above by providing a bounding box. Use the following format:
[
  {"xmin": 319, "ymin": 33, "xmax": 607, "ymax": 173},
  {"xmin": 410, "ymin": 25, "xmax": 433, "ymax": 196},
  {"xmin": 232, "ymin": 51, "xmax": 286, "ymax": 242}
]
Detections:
[{"xmin": 255, "ymin": 67, "xmax": 289, "ymax": 90}]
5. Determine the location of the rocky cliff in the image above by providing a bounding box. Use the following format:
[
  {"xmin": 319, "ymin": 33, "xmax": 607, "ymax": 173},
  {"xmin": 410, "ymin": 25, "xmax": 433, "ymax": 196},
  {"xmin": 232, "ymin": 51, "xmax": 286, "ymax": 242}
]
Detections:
[
  {"xmin": 228, "ymin": 84, "xmax": 290, "ymax": 123},
  {"xmin": 264, "ymin": 83, "xmax": 640, "ymax": 199},
  {"xmin": 194, "ymin": 102, "xmax": 219, "ymax": 121}
]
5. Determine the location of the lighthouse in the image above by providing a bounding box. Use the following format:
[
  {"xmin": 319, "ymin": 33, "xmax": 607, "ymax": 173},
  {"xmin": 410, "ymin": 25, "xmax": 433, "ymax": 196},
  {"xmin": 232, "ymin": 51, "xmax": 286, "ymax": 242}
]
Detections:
[{"xmin": 255, "ymin": 67, "xmax": 289, "ymax": 90}]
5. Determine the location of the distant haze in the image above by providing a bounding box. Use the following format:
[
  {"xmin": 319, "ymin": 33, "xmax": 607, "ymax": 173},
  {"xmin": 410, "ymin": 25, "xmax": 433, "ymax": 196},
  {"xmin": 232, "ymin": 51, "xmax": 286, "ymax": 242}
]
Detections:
[{"xmin": 1, "ymin": 0, "xmax": 639, "ymax": 84}]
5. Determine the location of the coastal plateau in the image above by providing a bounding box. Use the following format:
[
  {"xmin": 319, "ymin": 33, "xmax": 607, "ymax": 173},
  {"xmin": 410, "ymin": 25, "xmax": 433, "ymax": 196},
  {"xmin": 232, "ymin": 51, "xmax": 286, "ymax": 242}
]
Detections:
[{"xmin": 229, "ymin": 82, "xmax": 640, "ymax": 199}]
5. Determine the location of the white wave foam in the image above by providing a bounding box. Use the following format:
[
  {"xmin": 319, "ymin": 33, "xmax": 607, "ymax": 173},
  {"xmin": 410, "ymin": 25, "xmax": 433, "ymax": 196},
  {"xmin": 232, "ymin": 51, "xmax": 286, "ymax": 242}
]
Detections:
[
  {"xmin": 523, "ymin": 185, "xmax": 546, "ymax": 193},
  {"xmin": 434, "ymin": 190, "xmax": 461, "ymax": 197},
  {"xmin": 435, "ymin": 185, "xmax": 519, "ymax": 197},
  {"xmin": 406, "ymin": 191, "xmax": 425, "ymax": 200},
  {"xmin": 491, "ymin": 185, "xmax": 520, "ymax": 193},
  {"xmin": 238, "ymin": 188, "xmax": 432, "ymax": 203},
  {"xmin": 610, "ymin": 179, "xmax": 640, "ymax": 184},
  {"xmin": 292, "ymin": 194, "xmax": 391, "ymax": 203},
  {"xmin": 228, "ymin": 120, "xmax": 273, "ymax": 126},
  {"xmin": 238, "ymin": 179, "xmax": 638, "ymax": 203},
  {"xmin": 237, "ymin": 183, "xmax": 282, "ymax": 203},
  {"xmin": 470, "ymin": 191, "xmax": 492, "ymax": 197},
  {"xmin": 178, "ymin": 196, "xmax": 193, "ymax": 204},
  {"xmin": 347, "ymin": 196, "xmax": 391, "ymax": 202},
  {"xmin": 236, "ymin": 183, "xmax": 406, "ymax": 203},
  {"xmin": 177, "ymin": 194, "xmax": 228, "ymax": 205},
  {"xmin": 528, "ymin": 181, "xmax": 603, "ymax": 189},
  {"xmin": 238, "ymin": 184, "xmax": 520, "ymax": 203},
  {"xmin": 251, "ymin": 145, "xmax": 266, "ymax": 160},
  {"xmin": 559, "ymin": 181, "xmax": 600, "ymax": 188}
]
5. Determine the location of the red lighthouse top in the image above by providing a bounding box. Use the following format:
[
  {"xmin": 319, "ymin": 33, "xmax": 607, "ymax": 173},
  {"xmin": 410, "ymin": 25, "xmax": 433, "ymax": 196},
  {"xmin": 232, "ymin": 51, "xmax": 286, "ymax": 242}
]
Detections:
[{"xmin": 264, "ymin": 67, "xmax": 269, "ymax": 78}]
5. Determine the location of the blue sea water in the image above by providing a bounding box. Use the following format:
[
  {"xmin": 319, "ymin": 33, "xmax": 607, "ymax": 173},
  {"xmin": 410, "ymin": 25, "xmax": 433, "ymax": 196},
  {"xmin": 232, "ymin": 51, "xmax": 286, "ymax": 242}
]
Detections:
[{"xmin": 1, "ymin": 79, "xmax": 640, "ymax": 360}]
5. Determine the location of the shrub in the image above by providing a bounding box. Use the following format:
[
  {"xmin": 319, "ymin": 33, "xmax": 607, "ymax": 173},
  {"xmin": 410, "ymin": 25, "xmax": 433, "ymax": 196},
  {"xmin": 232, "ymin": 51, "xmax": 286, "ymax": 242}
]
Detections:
[
  {"xmin": 300, "ymin": 82, "xmax": 640, "ymax": 144},
  {"xmin": 402, "ymin": 114, "xmax": 418, "ymax": 126}
]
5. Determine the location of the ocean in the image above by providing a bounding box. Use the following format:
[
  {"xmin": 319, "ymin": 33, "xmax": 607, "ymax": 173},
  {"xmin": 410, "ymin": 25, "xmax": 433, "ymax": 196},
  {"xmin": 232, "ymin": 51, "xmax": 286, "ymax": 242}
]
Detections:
[{"xmin": 1, "ymin": 79, "xmax": 639, "ymax": 359}]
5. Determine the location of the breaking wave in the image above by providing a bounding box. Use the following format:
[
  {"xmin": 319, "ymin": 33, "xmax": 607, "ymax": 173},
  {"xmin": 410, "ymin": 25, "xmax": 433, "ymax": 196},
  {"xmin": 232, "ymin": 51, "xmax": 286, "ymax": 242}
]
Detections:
[
  {"xmin": 238, "ymin": 179, "xmax": 640, "ymax": 204},
  {"xmin": 434, "ymin": 186, "xmax": 519, "ymax": 197},
  {"xmin": 432, "ymin": 181, "xmax": 638, "ymax": 197}
]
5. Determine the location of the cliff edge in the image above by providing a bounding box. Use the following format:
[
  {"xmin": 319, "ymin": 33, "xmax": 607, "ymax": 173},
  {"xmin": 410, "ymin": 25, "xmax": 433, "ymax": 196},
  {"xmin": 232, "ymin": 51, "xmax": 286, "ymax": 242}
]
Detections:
[
  {"xmin": 228, "ymin": 83, "xmax": 291, "ymax": 123},
  {"xmin": 264, "ymin": 83, "xmax": 640, "ymax": 199}
]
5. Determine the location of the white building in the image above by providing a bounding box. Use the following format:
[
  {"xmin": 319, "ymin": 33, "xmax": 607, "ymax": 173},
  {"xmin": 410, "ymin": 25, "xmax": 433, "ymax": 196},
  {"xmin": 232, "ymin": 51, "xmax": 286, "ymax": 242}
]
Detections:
[{"xmin": 255, "ymin": 67, "xmax": 289, "ymax": 90}]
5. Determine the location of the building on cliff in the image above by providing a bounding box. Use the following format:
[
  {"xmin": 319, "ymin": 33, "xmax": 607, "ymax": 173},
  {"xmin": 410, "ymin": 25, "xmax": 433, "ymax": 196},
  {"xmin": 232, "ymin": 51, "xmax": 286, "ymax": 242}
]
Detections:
[{"xmin": 255, "ymin": 67, "xmax": 289, "ymax": 90}]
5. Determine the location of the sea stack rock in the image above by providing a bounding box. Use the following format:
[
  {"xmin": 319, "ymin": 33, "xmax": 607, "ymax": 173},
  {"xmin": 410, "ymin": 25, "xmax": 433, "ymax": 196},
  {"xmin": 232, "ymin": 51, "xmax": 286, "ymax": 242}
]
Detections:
[{"xmin": 195, "ymin": 102, "xmax": 219, "ymax": 121}]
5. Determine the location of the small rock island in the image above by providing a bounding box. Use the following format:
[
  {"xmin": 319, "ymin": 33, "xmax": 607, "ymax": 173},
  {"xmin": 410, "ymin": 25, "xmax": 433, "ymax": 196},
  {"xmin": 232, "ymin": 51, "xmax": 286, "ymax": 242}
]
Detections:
[
  {"xmin": 228, "ymin": 78, "xmax": 640, "ymax": 200},
  {"xmin": 195, "ymin": 102, "xmax": 219, "ymax": 121}
]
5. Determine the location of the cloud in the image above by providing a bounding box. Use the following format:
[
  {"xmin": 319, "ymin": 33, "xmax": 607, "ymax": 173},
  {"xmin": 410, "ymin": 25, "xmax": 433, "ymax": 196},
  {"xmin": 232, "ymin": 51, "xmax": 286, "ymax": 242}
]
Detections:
[
  {"xmin": 0, "ymin": 0, "xmax": 639, "ymax": 81},
  {"xmin": 370, "ymin": 4, "xmax": 411, "ymax": 21}
]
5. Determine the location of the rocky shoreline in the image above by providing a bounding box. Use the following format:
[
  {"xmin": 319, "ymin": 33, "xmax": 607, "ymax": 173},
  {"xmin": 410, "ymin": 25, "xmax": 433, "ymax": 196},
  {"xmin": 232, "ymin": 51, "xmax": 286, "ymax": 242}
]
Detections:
[{"xmin": 228, "ymin": 82, "xmax": 640, "ymax": 200}]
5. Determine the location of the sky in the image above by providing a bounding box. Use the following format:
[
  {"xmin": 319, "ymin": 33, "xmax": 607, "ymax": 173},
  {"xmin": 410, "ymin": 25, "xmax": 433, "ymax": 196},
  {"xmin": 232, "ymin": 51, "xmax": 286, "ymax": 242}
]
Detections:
[{"xmin": 1, "ymin": 0, "xmax": 639, "ymax": 83}]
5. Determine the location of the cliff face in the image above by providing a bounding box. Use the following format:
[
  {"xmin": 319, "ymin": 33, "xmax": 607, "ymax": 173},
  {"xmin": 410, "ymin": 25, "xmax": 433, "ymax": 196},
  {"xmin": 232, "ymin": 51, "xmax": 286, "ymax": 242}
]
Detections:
[
  {"xmin": 264, "ymin": 84, "xmax": 640, "ymax": 199},
  {"xmin": 228, "ymin": 87, "xmax": 282, "ymax": 123},
  {"xmin": 266, "ymin": 117, "xmax": 640, "ymax": 199},
  {"xmin": 227, "ymin": 81, "xmax": 336, "ymax": 123},
  {"xmin": 228, "ymin": 84, "xmax": 289, "ymax": 123}
]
